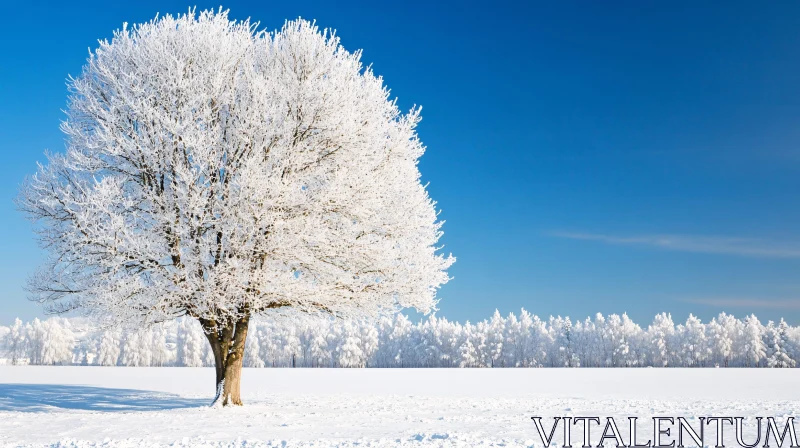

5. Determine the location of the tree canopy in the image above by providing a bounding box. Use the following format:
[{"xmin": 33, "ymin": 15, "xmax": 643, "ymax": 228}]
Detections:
[
  {"xmin": 20, "ymin": 10, "xmax": 453, "ymax": 327},
  {"xmin": 19, "ymin": 9, "xmax": 454, "ymax": 405}
]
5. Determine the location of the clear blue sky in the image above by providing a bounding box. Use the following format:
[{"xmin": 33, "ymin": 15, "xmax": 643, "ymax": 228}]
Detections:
[{"xmin": 2, "ymin": 1, "xmax": 800, "ymax": 326}]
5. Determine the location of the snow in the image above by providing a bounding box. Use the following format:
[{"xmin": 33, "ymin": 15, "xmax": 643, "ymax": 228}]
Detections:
[{"xmin": 1, "ymin": 367, "xmax": 798, "ymax": 447}]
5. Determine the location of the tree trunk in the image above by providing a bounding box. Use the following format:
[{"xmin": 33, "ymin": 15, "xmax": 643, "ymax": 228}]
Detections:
[{"xmin": 200, "ymin": 314, "xmax": 250, "ymax": 407}]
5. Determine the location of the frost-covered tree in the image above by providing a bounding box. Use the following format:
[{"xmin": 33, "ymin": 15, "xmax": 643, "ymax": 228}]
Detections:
[
  {"xmin": 576, "ymin": 316, "xmax": 599, "ymax": 367},
  {"xmin": 38, "ymin": 318, "xmax": 75, "ymax": 365},
  {"xmin": 784, "ymin": 322, "xmax": 800, "ymax": 365},
  {"xmin": 620, "ymin": 314, "xmax": 645, "ymax": 367},
  {"xmin": 18, "ymin": 10, "xmax": 453, "ymax": 405},
  {"xmin": 572, "ymin": 318, "xmax": 593, "ymax": 367},
  {"xmin": 706, "ymin": 317, "xmax": 732, "ymax": 367},
  {"xmin": 742, "ymin": 314, "xmax": 766, "ymax": 367},
  {"xmin": 25, "ymin": 318, "xmax": 74, "ymax": 365},
  {"xmin": 26, "ymin": 319, "xmax": 44, "ymax": 365},
  {"xmin": 120, "ymin": 332, "xmax": 144, "ymax": 367},
  {"xmin": 243, "ymin": 327, "xmax": 265, "ymax": 368},
  {"xmin": 375, "ymin": 314, "xmax": 411, "ymax": 367},
  {"xmin": 715, "ymin": 313, "xmax": 740, "ymax": 367},
  {"xmin": 281, "ymin": 325, "xmax": 303, "ymax": 368},
  {"xmin": 647, "ymin": 312, "xmax": 675, "ymax": 367},
  {"xmin": 309, "ymin": 328, "xmax": 332, "ymax": 368},
  {"xmin": 681, "ymin": 314, "xmax": 709, "ymax": 367},
  {"xmin": 602, "ymin": 314, "xmax": 631, "ymax": 367},
  {"xmin": 765, "ymin": 319, "xmax": 795, "ymax": 368},
  {"xmin": 336, "ymin": 321, "xmax": 364, "ymax": 367},
  {"xmin": 0, "ymin": 325, "xmax": 9, "ymax": 363},
  {"xmin": 148, "ymin": 324, "xmax": 172, "ymax": 367},
  {"xmin": 176, "ymin": 319, "xmax": 205, "ymax": 367},
  {"xmin": 487, "ymin": 311, "xmax": 506, "ymax": 367},
  {"xmin": 96, "ymin": 329, "xmax": 121, "ymax": 366},
  {"xmin": 5, "ymin": 319, "xmax": 29, "ymax": 365},
  {"xmin": 593, "ymin": 313, "xmax": 614, "ymax": 366},
  {"xmin": 457, "ymin": 339, "xmax": 476, "ymax": 367},
  {"xmin": 549, "ymin": 316, "xmax": 579, "ymax": 367},
  {"xmin": 358, "ymin": 323, "xmax": 380, "ymax": 368}
]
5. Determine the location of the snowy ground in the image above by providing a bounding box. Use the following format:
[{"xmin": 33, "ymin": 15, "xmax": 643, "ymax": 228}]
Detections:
[{"xmin": 0, "ymin": 367, "xmax": 797, "ymax": 447}]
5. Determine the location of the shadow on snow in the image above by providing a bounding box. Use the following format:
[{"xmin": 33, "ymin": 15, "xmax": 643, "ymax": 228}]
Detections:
[{"xmin": 0, "ymin": 384, "xmax": 207, "ymax": 412}]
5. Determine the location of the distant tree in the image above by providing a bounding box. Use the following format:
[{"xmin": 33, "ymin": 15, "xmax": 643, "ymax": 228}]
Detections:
[
  {"xmin": 96, "ymin": 329, "xmax": 121, "ymax": 366},
  {"xmin": 681, "ymin": 314, "xmax": 709, "ymax": 367},
  {"xmin": 716, "ymin": 313, "xmax": 741, "ymax": 367},
  {"xmin": 25, "ymin": 319, "xmax": 74, "ymax": 365},
  {"xmin": 742, "ymin": 314, "xmax": 766, "ymax": 367},
  {"xmin": 784, "ymin": 322, "xmax": 800, "ymax": 364},
  {"xmin": 281, "ymin": 326, "xmax": 303, "ymax": 368},
  {"xmin": 39, "ymin": 318, "xmax": 75, "ymax": 365},
  {"xmin": 120, "ymin": 331, "xmax": 144, "ymax": 367},
  {"xmin": 309, "ymin": 329, "xmax": 332, "ymax": 368},
  {"xmin": 377, "ymin": 314, "xmax": 411, "ymax": 367},
  {"xmin": 243, "ymin": 327, "xmax": 265, "ymax": 368},
  {"xmin": 603, "ymin": 314, "xmax": 631, "ymax": 367},
  {"xmin": 358, "ymin": 323, "xmax": 380, "ymax": 368},
  {"xmin": 148, "ymin": 324, "xmax": 172, "ymax": 367},
  {"xmin": 593, "ymin": 313, "xmax": 614, "ymax": 366},
  {"xmin": 706, "ymin": 317, "xmax": 732, "ymax": 367},
  {"xmin": 487, "ymin": 311, "xmax": 506, "ymax": 367},
  {"xmin": 5, "ymin": 319, "xmax": 29, "ymax": 365},
  {"xmin": 337, "ymin": 321, "xmax": 364, "ymax": 367},
  {"xmin": 459, "ymin": 336, "xmax": 479, "ymax": 368},
  {"xmin": 620, "ymin": 314, "xmax": 645, "ymax": 367},
  {"xmin": 549, "ymin": 316, "xmax": 579, "ymax": 367},
  {"xmin": 766, "ymin": 319, "xmax": 796, "ymax": 368},
  {"xmin": 647, "ymin": 313, "xmax": 675, "ymax": 367},
  {"xmin": 0, "ymin": 325, "xmax": 9, "ymax": 363},
  {"xmin": 176, "ymin": 319, "xmax": 205, "ymax": 367},
  {"xmin": 18, "ymin": 10, "xmax": 453, "ymax": 405},
  {"xmin": 575, "ymin": 317, "xmax": 596, "ymax": 367}
]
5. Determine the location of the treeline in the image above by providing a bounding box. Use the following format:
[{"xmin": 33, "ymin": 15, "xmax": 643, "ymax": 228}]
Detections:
[{"xmin": 0, "ymin": 310, "xmax": 797, "ymax": 368}]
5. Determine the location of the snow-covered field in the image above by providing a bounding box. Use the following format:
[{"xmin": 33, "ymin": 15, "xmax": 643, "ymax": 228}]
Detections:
[{"xmin": 0, "ymin": 367, "xmax": 797, "ymax": 447}]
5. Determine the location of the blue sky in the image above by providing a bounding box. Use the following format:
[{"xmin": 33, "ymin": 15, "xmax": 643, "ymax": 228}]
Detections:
[{"xmin": 2, "ymin": 1, "xmax": 800, "ymax": 325}]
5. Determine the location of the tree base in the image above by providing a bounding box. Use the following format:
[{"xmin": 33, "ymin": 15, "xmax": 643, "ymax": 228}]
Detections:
[
  {"xmin": 211, "ymin": 379, "xmax": 244, "ymax": 407},
  {"xmin": 202, "ymin": 316, "xmax": 250, "ymax": 407}
]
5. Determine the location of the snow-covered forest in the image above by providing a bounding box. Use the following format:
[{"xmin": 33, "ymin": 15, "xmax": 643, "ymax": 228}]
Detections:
[{"xmin": 1, "ymin": 310, "xmax": 797, "ymax": 368}]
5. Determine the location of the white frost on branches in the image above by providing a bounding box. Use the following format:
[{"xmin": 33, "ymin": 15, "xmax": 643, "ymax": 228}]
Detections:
[{"xmin": 18, "ymin": 9, "xmax": 453, "ymax": 330}]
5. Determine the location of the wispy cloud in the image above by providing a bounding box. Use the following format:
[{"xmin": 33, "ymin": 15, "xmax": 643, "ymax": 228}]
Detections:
[
  {"xmin": 681, "ymin": 298, "xmax": 800, "ymax": 310},
  {"xmin": 549, "ymin": 231, "xmax": 800, "ymax": 258}
]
